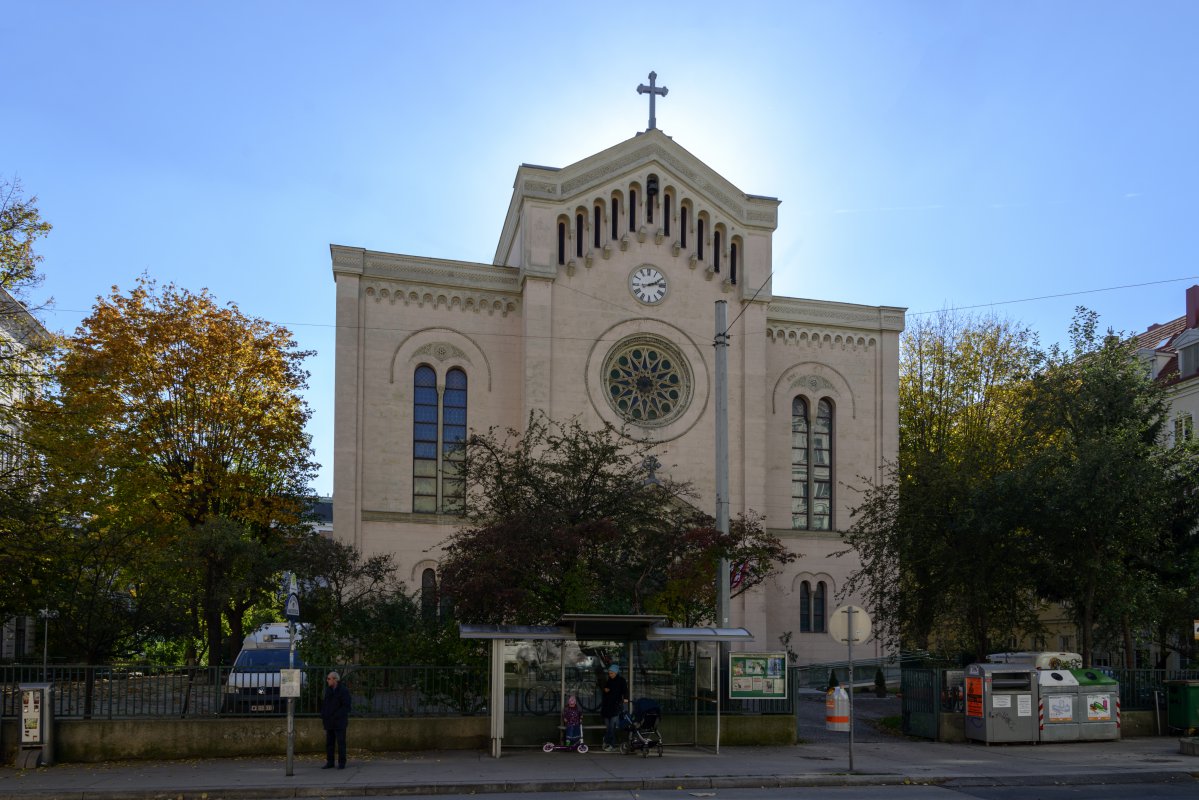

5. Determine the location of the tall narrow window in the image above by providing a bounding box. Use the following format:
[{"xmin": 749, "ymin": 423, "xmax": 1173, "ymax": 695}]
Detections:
[
  {"xmin": 664, "ymin": 194, "xmax": 672, "ymax": 237},
  {"xmin": 680, "ymin": 205, "xmax": 688, "ymax": 248},
  {"xmin": 729, "ymin": 241, "xmax": 738, "ymax": 285},
  {"xmin": 611, "ymin": 197, "xmax": 619, "ymax": 240},
  {"xmin": 421, "ymin": 568, "xmax": 438, "ymax": 620},
  {"xmin": 713, "ymin": 230, "xmax": 722, "ymax": 273},
  {"xmin": 791, "ymin": 397, "xmax": 809, "ymax": 529},
  {"xmin": 629, "ymin": 189, "xmax": 637, "ymax": 232},
  {"xmin": 442, "ymin": 368, "xmax": 467, "ymax": 513},
  {"xmin": 412, "ymin": 365, "xmax": 468, "ymax": 514},
  {"xmin": 557, "ymin": 221, "xmax": 565, "ymax": 266},
  {"xmin": 413, "ymin": 366, "xmax": 439, "ymax": 513},
  {"xmin": 594, "ymin": 206, "xmax": 602, "ymax": 248},
  {"xmin": 799, "ymin": 581, "xmax": 812, "ymax": 633},
  {"xmin": 812, "ymin": 400, "xmax": 832, "ymax": 530},
  {"xmin": 813, "ymin": 582, "xmax": 827, "ymax": 633},
  {"xmin": 697, "ymin": 218, "xmax": 705, "ymax": 260},
  {"xmin": 575, "ymin": 213, "xmax": 584, "ymax": 258}
]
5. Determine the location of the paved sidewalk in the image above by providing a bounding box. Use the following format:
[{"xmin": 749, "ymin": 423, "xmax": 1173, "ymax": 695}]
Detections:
[{"xmin": 1, "ymin": 736, "xmax": 1197, "ymax": 799}]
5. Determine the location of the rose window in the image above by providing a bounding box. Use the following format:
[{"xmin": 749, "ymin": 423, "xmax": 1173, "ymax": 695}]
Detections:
[{"xmin": 602, "ymin": 336, "xmax": 692, "ymax": 427}]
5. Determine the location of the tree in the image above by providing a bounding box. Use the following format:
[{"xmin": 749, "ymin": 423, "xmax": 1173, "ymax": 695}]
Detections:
[
  {"xmin": 438, "ymin": 414, "xmax": 794, "ymax": 625},
  {"xmin": 0, "ymin": 180, "xmax": 54, "ymax": 626},
  {"xmin": 29, "ymin": 279, "xmax": 317, "ymax": 664},
  {"xmin": 1016, "ymin": 308, "xmax": 1199, "ymax": 666},
  {"xmin": 0, "ymin": 178, "xmax": 51, "ymax": 300},
  {"xmin": 840, "ymin": 312, "xmax": 1044, "ymax": 660}
]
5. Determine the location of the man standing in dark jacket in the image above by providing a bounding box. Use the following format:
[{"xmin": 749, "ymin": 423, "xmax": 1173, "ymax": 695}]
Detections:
[{"xmin": 320, "ymin": 671, "xmax": 351, "ymax": 769}]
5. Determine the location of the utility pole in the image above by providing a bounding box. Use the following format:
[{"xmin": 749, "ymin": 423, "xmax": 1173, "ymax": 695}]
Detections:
[{"xmin": 714, "ymin": 300, "xmax": 730, "ymax": 628}]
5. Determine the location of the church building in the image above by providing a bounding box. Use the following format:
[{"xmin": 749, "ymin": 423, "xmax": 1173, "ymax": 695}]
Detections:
[{"xmin": 331, "ymin": 75, "xmax": 904, "ymax": 664}]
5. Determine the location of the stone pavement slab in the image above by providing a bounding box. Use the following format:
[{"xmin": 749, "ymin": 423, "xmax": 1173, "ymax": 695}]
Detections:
[{"xmin": 0, "ymin": 738, "xmax": 1196, "ymax": 800}]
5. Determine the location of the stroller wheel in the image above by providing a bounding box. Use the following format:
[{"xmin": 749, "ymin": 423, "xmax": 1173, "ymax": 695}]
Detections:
[
  {"xmin": 619, "ymin": 741, "xmax": 629, "ymax": 755},
  {"xmin": 542, "ymin": 742, "xmax": 555, "ymax": 753},
  {"xmin": 656, "ymin": 743, "xmax": 664, "ymax": 757},
  {"xmin": 577, "ymin": 743, "xmax": 588, "ymax": 754}
]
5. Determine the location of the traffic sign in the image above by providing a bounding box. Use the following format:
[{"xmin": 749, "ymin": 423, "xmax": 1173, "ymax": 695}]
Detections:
[
  {"xmin": 284, "ymin": 593, "xmax": 300, "ymax": 621},
  {"xmin": 828, "ymin": 605, "xmax": 872, "ymax": 645}
]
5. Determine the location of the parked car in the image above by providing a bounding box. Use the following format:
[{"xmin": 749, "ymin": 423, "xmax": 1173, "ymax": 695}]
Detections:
[{"xmin": 222, "ymin": 623, "xmax": 307, "ymax": 714}]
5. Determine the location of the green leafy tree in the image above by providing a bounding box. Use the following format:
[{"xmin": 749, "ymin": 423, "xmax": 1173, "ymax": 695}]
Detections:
[
  {"xmin": 1016, "ymin": 309, "xmax": 1199, "ymax": 666},
  {"xmin": 29, "ymin": 279, "xmax": 317, "ymax": 664},
  {"xmin": 0, "ymin": 179, "xmax": 51, "ymax": 299},
  {"xmin": 0, "ymin": 180, "xmax": 55, "ymax": 622},
  {"xmin": 439, "ymin": 414, "xmax": 794, "ymax": 625},
  {"xmin": 840, "ymin": 312, "xmax": 1044, "ymax": 660}
]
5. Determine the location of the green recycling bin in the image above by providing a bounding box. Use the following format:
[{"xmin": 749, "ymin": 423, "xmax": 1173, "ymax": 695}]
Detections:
[
  {"xmin": 1165, "ymin": 680, "xmax": 1199, "ymax": 733},
  {"xmin": 1071, "ymin": 669, "xmax": 1119, "ymax": 741}
]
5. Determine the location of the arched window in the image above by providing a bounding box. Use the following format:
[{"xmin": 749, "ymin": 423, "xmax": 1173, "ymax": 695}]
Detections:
[
  {"xmin": 697, "ymin": 217, "xmax": 705, "ymax": 260},
  {"xmin": 664, "ymin": 193, "xmax": 672, "ymax": 237},
  {"xmin": 800, "ymin": 581, "xmax": 812, "ymax": 633},
  {"xmin": 629, "ymin": 189, "xmax": 638, "ymax": 232},
  {"xmin": 791, "ymin": 397, "xmax": 834, "ymax": 530},
  {"xmin": 593, "ymin": 205, "xmax": 602, "ymax": 249},
  {"xmin": 680, "ymin": 205, "xmax": 688, "ymax": 248},
  {"xmin": 713, "ymin": 229, "xmax": 722, "ymax": 273},
  {"xmin": 557, "ymin": 221, "xmax": 566, "ymax": 266},
  {"xmin": 575, "ymin": 213, "xmax": 584, "ymax": 258},
  {"xmin": 413, "ymin": 366, "xmax": 439, "ymax": 513},
  {"xmin": 730, "ymin": 238, "xmax": 739, "ymax": 285},
  {"xmin": 412, "ymin": 365, "xmax": 468, "ymax": 514},
  {"xmin": 813, "ymin": 581, "xmax": 827, "ymax": 633},
  {"xmin": 421, "ymin": 568, "xmax": 438, "ymax": 620},
  {"xmin": 442, "ymin": 368, "xmax": 467, "ymax": 513},
  {"xmin": 610, "ymin": 196, "xmax": 620, "ymax": 241}
]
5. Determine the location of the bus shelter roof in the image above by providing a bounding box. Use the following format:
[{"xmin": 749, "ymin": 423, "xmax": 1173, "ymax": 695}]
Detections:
[{"xmin": 459, "ymin": 613, "xmax": 752, "ymax": 643}]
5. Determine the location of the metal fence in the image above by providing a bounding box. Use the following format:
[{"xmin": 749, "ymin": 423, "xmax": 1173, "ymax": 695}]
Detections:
[
  {"xmin": 0, "ymin": 661, "xmax": 795, "ymax": 720},
  {"xmin": 0, "ymin": 664, "xmax": 489, "ymax": 719}
]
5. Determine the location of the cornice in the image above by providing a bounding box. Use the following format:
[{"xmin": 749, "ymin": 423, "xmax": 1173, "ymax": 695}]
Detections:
[
  {"xmin": 364, "ymin": 283, "xmax": 521, "ymax": 317},
  {"xmin": 768, "ymin": 298, "xmax": 906, "ymax": 333},
  {"xmin": 362, "ymin": 510, "xmax": 463, "ymax": 525},
  {"xmin": 333, "ymin": 248, "xmax": 522, "ymax": 294}
]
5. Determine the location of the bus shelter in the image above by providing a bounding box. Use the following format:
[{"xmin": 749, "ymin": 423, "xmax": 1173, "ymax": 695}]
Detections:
[{"xmin": 460, "ymin": 613, "xmax": 753, "ymax": 758}]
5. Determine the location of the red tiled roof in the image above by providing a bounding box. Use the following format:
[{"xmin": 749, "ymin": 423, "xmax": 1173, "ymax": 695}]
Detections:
[{"xmin": 1135, "ymin": 315, "xmax": 1187, "ymax": 351}]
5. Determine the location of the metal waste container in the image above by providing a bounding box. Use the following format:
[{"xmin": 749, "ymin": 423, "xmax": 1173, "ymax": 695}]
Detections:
[
  {"xmin": 1037, "ymin": 669, "xmax": 1080, "ymax": 742},
  {"xmin": 964, "ymin": 663, "xmax": 1039, "ymax": 744},
  {"xmin": 1164, "ymin": 680, "xmax": 1199, "ymax": 734},
  {"xmin": 1073, "ymin": 669, "xmax": 1119, "ymax": 740}
]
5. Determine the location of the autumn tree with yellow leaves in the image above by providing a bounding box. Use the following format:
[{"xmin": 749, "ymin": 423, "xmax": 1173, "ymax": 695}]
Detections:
[{"xmin": 29, "ymin": 279, "xmax": 317, "ymax": 664}]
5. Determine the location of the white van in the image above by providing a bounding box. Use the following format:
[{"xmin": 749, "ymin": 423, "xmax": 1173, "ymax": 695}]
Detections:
[
  {"xmin": 987, "ymin": 651, "xmax": 1083, "ymax": 670},
  {"xmin": 222, "ymin": 622, "xmax": 307, "ymax": 713}
]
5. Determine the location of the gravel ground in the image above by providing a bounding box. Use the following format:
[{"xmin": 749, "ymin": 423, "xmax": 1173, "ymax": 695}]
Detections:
[{"xmin": 795, "ymin": 691, "xmax": 903, "ymax": 744}]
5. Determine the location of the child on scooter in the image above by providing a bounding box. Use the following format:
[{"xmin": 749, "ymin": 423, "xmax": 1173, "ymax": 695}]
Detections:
[{"xmin": 562, "ymin": 694, "xmax": 582, "ymax": 745}]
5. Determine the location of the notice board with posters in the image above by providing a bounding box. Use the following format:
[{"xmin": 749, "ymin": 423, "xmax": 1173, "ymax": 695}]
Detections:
[{"xmin": 728, "ymin": 652, "xmax": 788, "ymax": 699}]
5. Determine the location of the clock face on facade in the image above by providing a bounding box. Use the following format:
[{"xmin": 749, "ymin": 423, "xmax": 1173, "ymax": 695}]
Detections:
[{"xmin": 629, "ymin": 265, "xmax": 668, "ymax": 305}]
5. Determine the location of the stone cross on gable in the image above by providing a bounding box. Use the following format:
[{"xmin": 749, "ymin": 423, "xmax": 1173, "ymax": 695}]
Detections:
[{"xmin": 637, "ymin": 71, "xmax": 668, "ymax": 131}]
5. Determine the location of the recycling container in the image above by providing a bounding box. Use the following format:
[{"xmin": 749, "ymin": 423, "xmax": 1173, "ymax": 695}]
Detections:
[
  {"xmin": 1037, "ymin": 669, "xmax": 1080, "ymax": 742},
  {"xmin": 963, "ymin": 663, "xmax": 1039, "ymax": 744},
  {"xmin": 1165, "ymin": 680, "xmax": 1199, "ymax": 733},
  {"xmin": 1072, "ymin": 669, "xmax": 1120, "ymax": 741}
]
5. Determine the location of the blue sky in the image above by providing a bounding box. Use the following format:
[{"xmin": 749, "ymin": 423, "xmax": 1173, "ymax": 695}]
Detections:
[{"xmin": 5, "ymin": 1, "xmax": 1198, "ymax": 496}]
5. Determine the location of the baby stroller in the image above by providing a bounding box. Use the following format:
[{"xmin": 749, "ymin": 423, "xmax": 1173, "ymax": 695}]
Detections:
[{"xmin": 619, "ymin": 697, "xmax": 663, "ymax": 757}]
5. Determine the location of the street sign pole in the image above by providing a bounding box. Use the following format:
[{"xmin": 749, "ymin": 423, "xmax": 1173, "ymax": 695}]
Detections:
[
  {"xmin": 829, "ymin": 605, "xmax": 872, "ymax": 774},
  {"xmin": 285, "ymin": 573, "xmax": 299, "ymax": 777}
]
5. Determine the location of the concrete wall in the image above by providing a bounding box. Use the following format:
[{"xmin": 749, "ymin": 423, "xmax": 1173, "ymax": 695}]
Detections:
[
  {"xmin": 1, "ymin": 714, "xmax": 794, "ymax": 764},
  {"xmin": 935, "ymin": 710, "xmax": 1162, "ymax": 743}
]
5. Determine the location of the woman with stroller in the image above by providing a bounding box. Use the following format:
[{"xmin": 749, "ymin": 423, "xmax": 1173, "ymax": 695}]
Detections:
[{"xmin": 601, "ymin": 663, "xmax": 629, "ymax": 752}]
